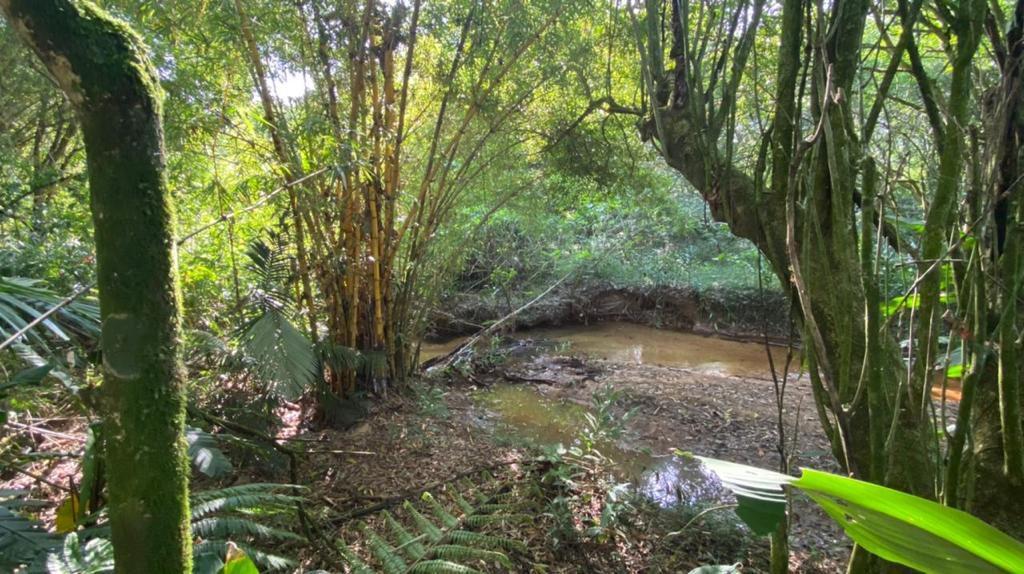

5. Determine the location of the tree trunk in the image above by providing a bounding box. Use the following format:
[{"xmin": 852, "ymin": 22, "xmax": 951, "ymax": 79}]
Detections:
[{"xmin": 0, "ymin": 2, "xmax": 192, "ymax": 573}]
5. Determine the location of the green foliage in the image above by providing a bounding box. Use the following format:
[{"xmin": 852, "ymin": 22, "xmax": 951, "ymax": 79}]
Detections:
[
  {"xmin": 190, "ymin": 482, "xmax": 303, "ymax": 572},
  {"xmin": 186, "ymin": 427, "xmax": 234, "ymax": 478},
  {"xmin": 219, "ymin": 546, "xmax": 260, "ymax": 574},
  {"xmin": 697, "ymin": 457, "xmax": 1024, "ymax": 573},
  {"xmin": 44, "ymin": 533, "xmax": 114, "ymax": 574},
  {"xmin": 581, "ymin": 385, "xmax": 636, "ymax": 452},
  {"xmin": 0, "ymin": 277, "xmax": 98, "ymax": 384},
  {"xmin": 236, "ymin": 308, "xmax": 315, "ymax": 400},
  {"xmin": 337, "ymin": 471, "xmax": 531, "ymax": 573},
  {"xmin": 0, "ymin": 490, "xmax": 60, "ymax": 572},
  {"xmin": 0, "ymin": 483, "xmax": 300, "ymax": 573}
]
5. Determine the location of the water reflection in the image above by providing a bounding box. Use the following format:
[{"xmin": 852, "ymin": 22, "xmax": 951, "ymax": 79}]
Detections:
[{"xmin": 477, "ymin": 385, "xmax": 729, "ymax": 508}]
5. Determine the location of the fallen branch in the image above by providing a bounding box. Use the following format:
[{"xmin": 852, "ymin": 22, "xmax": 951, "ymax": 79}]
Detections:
[
  {"xmin": 328, "ymin": 459, "xmax": 539, "ymax": 525},
  {"xmin": 421, "ymin": 269, "xmax": 573, "ymax": 370}
]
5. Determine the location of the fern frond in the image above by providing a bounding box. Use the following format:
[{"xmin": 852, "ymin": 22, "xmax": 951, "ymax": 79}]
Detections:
[
  {"xmin": 337, "ymin": 540, "xmax": 374, "ymax": 574},
  {"xmin": 463, "ymin": 513, "xmax": 532, "ymax": 528},
  {"xmin": 486, "ymin": 491, "xmax": 522, "ymax": 505},
  {"xmin": 456, "ymin": 479, "xmax": 487, "ymax": 504},
  {"xmin": 421, "ymin": 492, "xmax": 459, "ymax": 529},
  {"xmin": 451, "ymin": 492, "xmax": 475, "ymax": 516},
  {"xmin": 443, "ymin": 531, "xmax": 528, "ymax": 554},
  {"xmin": 361, "ymin": 524, "xmax": 407, "ymax": 574},
  {"xmin": 45, "ymin": 532, "xmax": 114, "ymax": 574},
  {"xmin": 429, "ymin": 544, "xmax": 512, "ymax": 568},
  {"xmin": 403, "ymin": 501, "xmax": 443, "ymax": 543},
  {"xmin": 192, "ymin": 516, "xmax": 304, "ymax": 542},
  {"xmin": 190, "ymin": 484, "xmax": 303, "ymax": 518},
  {"xmin": 383, "ymin": 511, "xmax": 426, "ymax": 561},
  {"xmin": 191, "ymin": 482, "xmax": 303, "ymax": 503},
  {"xmin": 406, "ymin": 560, "xmax": 482, "ymax": 573},
  {"xmin": 474, "ymin": 502, "xmax": 523, "ymax": 514}
]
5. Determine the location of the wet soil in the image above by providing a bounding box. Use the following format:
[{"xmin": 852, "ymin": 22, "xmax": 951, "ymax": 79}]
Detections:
[
  {"xmin": 466, "ymin": 332, "xmax": 848, "ymax": 571},
  {"xmin": 410, "ymin": 322, "xmax": 846, "ymax": 571},
  {"xmin": 3, "ymin": 321, "xmax": 854, "ymax": 573}
]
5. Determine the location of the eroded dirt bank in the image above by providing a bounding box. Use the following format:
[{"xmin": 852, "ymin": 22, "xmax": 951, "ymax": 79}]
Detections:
[{"xmin": 428, "ymin": 283, "xmax": 792, "ymax": 341}]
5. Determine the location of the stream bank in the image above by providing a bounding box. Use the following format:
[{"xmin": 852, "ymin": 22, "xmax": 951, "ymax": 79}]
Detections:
[
  {"xmin": 312, "ymin": 322, "xmax": 849, "ymax": 572},
  {"xmin": 428, "ymin": 283, "xmax": 792, "ymax": 342}
]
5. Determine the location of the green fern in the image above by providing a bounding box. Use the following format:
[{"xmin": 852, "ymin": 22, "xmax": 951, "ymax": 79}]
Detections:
[
  {"xmin": 462, "ymin": 513, "xmax": 531, "ymax": 528},
  {"xmin": 451, "ymin": 492, "xmax": 475, "ymax": 516},
  {"xmin": 190, "ymin": 483, "xmax": 304, "ymax": 573},
  {"xmin": 336, "ymin": 470, "xmax": 534, "ymax": 572},
  {"xmin": 430, "ymin": 545, "xmax": 512, "ymax": 568},
  {"xmin": 444, "ymin": 531, "xmax": 528, "ymax": 554},
  {"xmin": 406, "ymin": 560, "xmax": 482, "ymax": 573},
  {"xmin": 337, "ymin": 539, "xmax": 374, "ymax": 574},
  {"xmin": 421, "ymin": 492, "xmax": 459, "ymax": 529},
  {"xmin": 44, "ymin": 533, "xmax": 113, "ymax": 574},
  {"xmin": 384, "ymin": 511, "xmax": 427, "ymax": 561},
  {"xmin": 190, "ymin": 483, "xmax": 303, "ymax": 517},
  {"xmin": 362, "ymin": 525, "xmax": 409, "ymax": 574},
  {"xmin": 403, "ymin": 502, "xmax": 444, "ymax": 543}
]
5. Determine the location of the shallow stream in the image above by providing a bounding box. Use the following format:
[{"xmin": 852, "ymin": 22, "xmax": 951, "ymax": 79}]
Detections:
[
  {"xmin": 477, "ymin": 384, "xmax": 728, "ymax": 507},
  {"xmin": 422, "ymin": 321, "xmax": 788, "ymax": 378},
  {"xmin": 427, "ymin": 322, "xmax": 790, "ymax": 507}
]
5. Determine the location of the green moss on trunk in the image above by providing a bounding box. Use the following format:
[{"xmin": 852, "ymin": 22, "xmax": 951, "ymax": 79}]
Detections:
[{"xmin": 0, "ymin": 1, "xmax": 192, "ymax": 572}]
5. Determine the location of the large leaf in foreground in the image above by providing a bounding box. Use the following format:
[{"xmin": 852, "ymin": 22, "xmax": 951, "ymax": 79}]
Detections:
[
  {"xmin": 796, "ymin": 469, "xmax": 1024, "ymax": 574},
  {"xmin": 696, "ymin": 457, "xmax": 1024, "ymax": 573},
  {"xmin": 695, "ymin": 457, "xmax": 790, "ymax": 536}
]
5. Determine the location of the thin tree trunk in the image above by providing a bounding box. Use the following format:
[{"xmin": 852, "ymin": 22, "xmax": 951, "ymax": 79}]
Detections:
[{"xmin": 0, "ymin": 1, "xmax": 192, "ymax": 572}]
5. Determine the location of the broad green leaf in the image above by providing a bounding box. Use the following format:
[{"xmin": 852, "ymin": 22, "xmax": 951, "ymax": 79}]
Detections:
[
  {"xmin": 221, "ymin": 544, "xmax": 259, "ymax": 574},
  {"xmin": 794, "ymin": 469, "xmax": 1024, "ymax": 574},
  {"xmin": 698, "ymin": 458, "xmax": 1024, "ymax": 573},
  {"xmin": 9, "ymin": 363, "xmax": 53, "ymax": 386},
  {"xmin": 696, "ymin": 457, "xmax": 790, "ymax": 536}
]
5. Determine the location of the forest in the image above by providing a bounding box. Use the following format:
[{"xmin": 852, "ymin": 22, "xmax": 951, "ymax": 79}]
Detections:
[{"xmin": 2, "ymin": 0, "xmax": 1024, "ymax": 572}]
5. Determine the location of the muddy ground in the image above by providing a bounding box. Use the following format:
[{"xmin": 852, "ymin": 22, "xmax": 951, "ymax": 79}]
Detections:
[
  {"xmin": 295, "ymin": 331, "xmax": 849, "ymax": 573},
  {"xmin": 3, "ymin": 321, "xmax": 855, "ymax": 573}
]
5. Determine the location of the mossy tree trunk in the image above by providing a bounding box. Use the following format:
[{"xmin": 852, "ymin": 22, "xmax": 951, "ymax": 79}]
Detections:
[{"xmin": 0, "ymin": 1, "xmax": 192, "ymax": 572}]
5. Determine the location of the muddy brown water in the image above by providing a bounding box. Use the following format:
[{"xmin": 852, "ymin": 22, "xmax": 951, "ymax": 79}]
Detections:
[
  {"xmin": 477, "ymin": 384, "xmax": 729, "ymax": 507},
  {"xmin": 421, "ymin": 321, "xmax": 790, "ymax": 378},
  {"xmin": 422, "ymin": 322, "xmax": 792, "ymax": 507}
]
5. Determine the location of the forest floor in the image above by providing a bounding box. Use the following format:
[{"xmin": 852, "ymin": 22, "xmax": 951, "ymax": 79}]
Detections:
[
  {"xmin": 295, "ymin": 329, "xmax": 851, "ymax": 573},
  {"xmin": 2, "ymin": 323, "xmax": 854, "ymax": 573}
]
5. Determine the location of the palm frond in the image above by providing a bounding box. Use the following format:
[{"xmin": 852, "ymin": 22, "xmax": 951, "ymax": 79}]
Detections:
[
  {"xmin": 185, "ymin": 427, "xmax": 234, "ymax": 479},
  {"xmin": 0, "ymin": 276, "xmax": 99, "ymax": 357},
  {"xmin": 236, "ymin": 308, "xmax": 316, "ymax": 399},
  {"xmin": 0, "ymin": 490, "xmax": 61, "ymax": 572}
]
